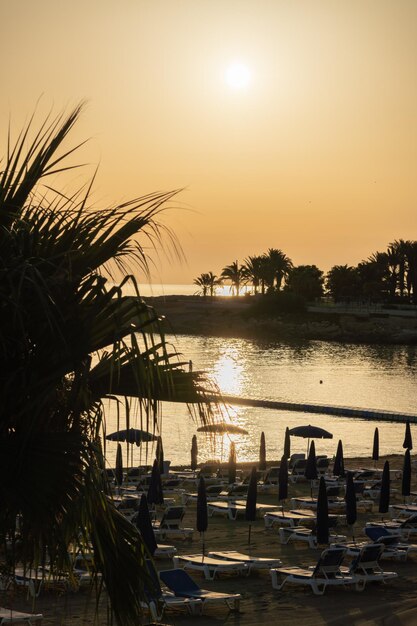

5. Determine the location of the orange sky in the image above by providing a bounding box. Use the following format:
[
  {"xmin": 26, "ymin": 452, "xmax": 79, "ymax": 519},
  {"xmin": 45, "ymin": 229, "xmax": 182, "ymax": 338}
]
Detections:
[{"xmin": 2, "ymin": 0, "xmax": 417, "ymax": 284}]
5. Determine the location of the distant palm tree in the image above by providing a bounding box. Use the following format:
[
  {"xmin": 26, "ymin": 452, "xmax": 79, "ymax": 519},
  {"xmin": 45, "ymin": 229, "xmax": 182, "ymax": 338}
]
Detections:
[
  {"xmin": 242, "ymin": 255, "xmax": 264, "ymax": 294},
  {"xmin": 194, "ymin": 272, "xmax": 222, "ymax": 297},
  {"xmin": 286, "ymin": 265, "xmax": 324, "ymax": 301},
  {"xmin": 221, "ymin": 260, "xmax": 246, "ymax": 295},
  {"xmin": 265, "ymin": 248, "xmax": 293, "ymax": 291},
  {"xmin": 326, "ymin": 264, "xmax": 359, "ymax": 301}
]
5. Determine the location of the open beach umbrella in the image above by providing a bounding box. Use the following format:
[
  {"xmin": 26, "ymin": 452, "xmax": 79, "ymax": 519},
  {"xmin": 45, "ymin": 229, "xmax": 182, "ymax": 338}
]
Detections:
[
  {"xmin": 333, "ymin": 440, "xmax": 345, "ymax": 477},
  {"xmin": 259, "ymin": 432, "xmax": 266, "ymax": 471},
  {"xmin": 378, "ymin": 460, "xmax": 390, "ymax": 517},
  {"xmin": 284, "ymin": 427, "xmax": 291, "ymax": 459},
  {"xmin": 245, "ymin": 467, "xmax": 258, "ymax": 545},
  {"xmin": 402, "ymin": 449, "xmax": 411, "ymax": 501},
  {"xmin": 345, "ymin": 471, "xmax": 357, "ymax": 542},
  {"xmin": 196, "ymin": 477, "xmax": 208, "ymax": 555},
  {"xmin": 156, "ymin": 436, "xmax": 164, "ymax": 475},
  {"xmin": 289, "ymin": 424, "xmax": 332, "ymax": 455},
  {"xmin": 136, "ymin": 494, "xmax": 157, "ymax": 556},
  {"xmin": 191, "ymin": 435, "xmax": 198, "ymax": 471},
  {"xmin": 372, "ymin": 427, "xmax": 379, "ymax": 464},
  {"xmin": 278, "ymin": 455, "xmax": 288, "ymax": 514},
  {"xmin": 106, "ymin": 428, "xmax": 159, "ymax": 446},
  {"xmin": 403, "ymin": 420, "xmax": 413, "ymax": 451},
  {"xmin": 316, "ymin": 476, "xmax": 329, "ymax": 546},
  {"xmin": 228, "ymin": 442, "xmax": 237, "ymax": 484},
  {"xmin": 115, "ymin": 443, "xmax": 123, "ymax": 488},
  {"xmin": 304, "ymin": 440, "xmax": 318, "ymax": 496},
  {"xmin": 147, "ymin": 459, "xmax": 164, "ymax": 507},
  {"xmin": 197, "ymin": 422, "xmax": 248, "ymax": 435}
]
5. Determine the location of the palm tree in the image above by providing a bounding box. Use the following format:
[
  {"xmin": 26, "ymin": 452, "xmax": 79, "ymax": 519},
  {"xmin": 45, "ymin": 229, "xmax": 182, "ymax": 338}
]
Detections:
[
  {"xmin": 285, "ymin": 265, "xmax": 324, "ymax": 301},
  {"xmin": 265, "ymin": 248, "xmax": 293, "ymax": 291},
  {"xmin": 0, "ymin": 105, "xmax": 216, "ymax": 624},
  {"xmin": 194, "ymin": 273, "xmax": 210, "ymax": 297},
  {"xmin": 326, "ymin": 265, "xmax": 360, "ymax": 302},
  {"xmin": 221, "ymin": 260, "xmax": 246, "ymax": 295},
  {"xmin": 194, "ymin": 272, "xmax": 222, "ymax": 297},
  {"xmin": 242, "ymin": 255, "xmax": 264, "ymax": 294}
]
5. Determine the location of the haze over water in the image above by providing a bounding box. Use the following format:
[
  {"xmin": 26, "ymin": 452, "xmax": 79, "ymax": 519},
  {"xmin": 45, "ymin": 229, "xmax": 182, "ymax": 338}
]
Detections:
[{"xmin": 105, "ymin": 334, "xmax": 417, "ymax": 467}]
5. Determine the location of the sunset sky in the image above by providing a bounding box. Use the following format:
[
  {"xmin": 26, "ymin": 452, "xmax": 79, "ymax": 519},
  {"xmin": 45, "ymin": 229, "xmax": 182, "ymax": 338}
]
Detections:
[{"xmin": 2, "ymin": 0, "xmax": 417, "ymax": 284}]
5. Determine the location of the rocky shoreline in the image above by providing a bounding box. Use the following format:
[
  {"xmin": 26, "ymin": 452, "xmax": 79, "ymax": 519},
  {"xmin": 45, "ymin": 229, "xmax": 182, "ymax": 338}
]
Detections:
[{"xmin": 146, "ymin": 295, "xmax": 417, "ymax": 345}]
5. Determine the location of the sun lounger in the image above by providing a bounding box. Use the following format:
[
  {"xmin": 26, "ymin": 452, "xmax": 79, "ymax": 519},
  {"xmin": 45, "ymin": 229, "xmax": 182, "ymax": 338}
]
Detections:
[
  {"xmin": 270, "ymin": 546, "xmax": 355, "ymax": 595},
  {"xmin": 207, "ymin": 551, "xmax": 282, "ymax": 572},
  {"xmin": 0, "ymin": 608, "xmax": 43, "ymax": 624},
  {"xmin": 173, "ymin": 554, "xmax": 248, "ymax": 579},
  {"xmin": 207, "ymin": 500, "xmax": 277, "ymax": 520},
  {"xmin": 142, "ymin": 559, "xmax": 201, "ymax": 620},
  {"xmin": 264, "ymin": 510, "xmax": 315, "ymax": 529},
  {"xmin": 279, "ymin": 526, "xmax": 346, "ymax": 549},
  {"xmin": 341, "ymin": 543, "xmax": 398, "ymax": 590},
  {"xmin": 159, "ymin": 568, "xmax": 241, "ymax": 612},
  {"xmin": 153, "ymin": 506, "xmax": 193, "ymax": 540},
  {"xmin": 366, "ymin": 513, "xmax": 417, "ymax": 538},
  {"xmin": 389, "ymin": 504, "xmax": 417, "ymax": 518},
  {"xmin": 290, "ymin": 496, "xmax": 346, "ymax": 511}
]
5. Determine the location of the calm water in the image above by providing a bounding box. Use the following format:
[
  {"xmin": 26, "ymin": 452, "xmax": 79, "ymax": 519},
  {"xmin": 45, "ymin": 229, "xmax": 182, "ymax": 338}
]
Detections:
[{"xmin": 105, "ymin": 334, "xmax": 417, "ymax": 468}]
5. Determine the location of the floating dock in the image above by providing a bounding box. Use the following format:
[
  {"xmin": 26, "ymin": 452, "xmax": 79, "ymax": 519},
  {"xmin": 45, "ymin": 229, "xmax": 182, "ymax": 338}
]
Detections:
[{"xmin": 216, "ymin": 395, "xmax": 417, "ymax": 424}]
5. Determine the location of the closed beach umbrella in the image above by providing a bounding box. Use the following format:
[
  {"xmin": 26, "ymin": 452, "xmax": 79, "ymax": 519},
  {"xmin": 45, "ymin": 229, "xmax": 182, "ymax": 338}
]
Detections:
[
  {"xmin": 147, "ymin": 459, "xmax": 164, "ymax": 507},
  {"xmin": 228, "ymin": 442, "xmax": 237, "ymax": 484},
  {"xmin": 156, "ymin": 436, "xmax": 164, "ymax": 475},
  {"xmin": 316, "ymin": 476, "xmax": 329, "ymax": 546},
  {"xmin": 259, "ymin": 432, "xmax": 266, "ymax": 471},
  {"xmin": 196, "ymin": 477, "xmax": 208, "ymax": 555},
  {"xmin": 333, "ymin": 440, "xmax": 345, "ymax": 477},
  {"xmin": 136, "ymin": 493, "xmax": 157, "ymax": 556},
  {"xmin": 305, "ymin": 440, "xmax": 318, "ymax": 496},
  {"xmin": 403, "ymin": 420, "xmax": 413, "ymax": 451},
  {"xmin": 115, "ymin": 443, "xmax": 123, "ymax": 487},
  {"xmin": 245, "ymin": 467, "xmax": 258, "ymax": 545},
  {"xmin": 345, "ymin": 472, "xmax": 357, "ymax": 541},
  {"xmin": 191, "ymin": 435, "xmax": 198, "ymax": 471},
  {"xmin": 278, "ymin": 455, "xmax": 288, "ymax": 513},
  {"xmin": 378, "ymin": 460, "xmax": 390, "ymax": 516},
  {"xmin": 284, "ymin": 427, "xmax": 291, "ymax": 459},
  {"xmin": 402, "ymin": 449, "xmax": 411, "ymax": 500},
  {"xmin": 372, "ymin": 427, "xmax": 379, "ymax": 463}
]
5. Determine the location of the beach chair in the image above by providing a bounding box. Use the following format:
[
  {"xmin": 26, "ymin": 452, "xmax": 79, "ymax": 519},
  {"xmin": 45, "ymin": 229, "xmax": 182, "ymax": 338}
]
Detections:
[
  {"xmin": 181, "ymin": 484, "xmax": 223, "ymax": 505},
  {"xmin": 142, "ymin": 560, "xmax": 201, "ymax": 620},
  {"xmin": 279, "ymin": 526, "xmax": 346, "ymax": 549},
  {"xmin": 389, "ymin": 504, "xmax": 417, "ymax": 518},
  {"xmin": 366, "ymin": 513, "xmax": 417, "ymax": 538},
  {"xmin": 153, "ymin": 506, "xmax": 193, "ymax": 541},
  {"xmin": 207, "ymin": 551, "xmax": 282, "ymax": 573},
  {"xmin": 363, "ymin": 527, "xmax": 417, "ymax": 561},
  {"xmin": 159, "ymin": 568, "xmax": 241, "ymax": 612},
  {"xmin": 0, "ymin": 608, "xmax": 43, "ymax": 624},
  {"xmin": 289, "ymin": 458, "xmax": 307, "ymax": 483},
  {"xmin": 343, "ymin": 543, "xmax": 398, "ymax": 591},
  {"xmin": 173, "ymin": 554, "xmax": 248, "ymax": 580},
  {"xmin": 264, "ymin": 509, "xmax": 315, "ymax": 529},
  {"xmin": 270, "ymin": 546, "xmax": 355, "ymax": 595}
]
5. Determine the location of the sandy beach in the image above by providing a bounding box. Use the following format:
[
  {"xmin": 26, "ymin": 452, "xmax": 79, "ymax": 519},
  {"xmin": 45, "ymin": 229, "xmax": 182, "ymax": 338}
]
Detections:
[{"xmin": 2, "ymin": 453, "xmax": 417, "ymax": 625}]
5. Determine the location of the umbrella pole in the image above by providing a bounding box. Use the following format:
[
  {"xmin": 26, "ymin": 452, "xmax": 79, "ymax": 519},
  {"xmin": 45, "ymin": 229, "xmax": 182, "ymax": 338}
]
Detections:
[
  {"xmin": 202, "ymin": 531, "xmax": 205, "ymax": 557},
  {"xmin": 248, "ymin": 523, "xmax": 251, "ymax": 546}
]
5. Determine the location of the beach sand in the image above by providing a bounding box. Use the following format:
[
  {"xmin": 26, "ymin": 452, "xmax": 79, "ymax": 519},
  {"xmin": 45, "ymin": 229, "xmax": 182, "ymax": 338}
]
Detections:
[{"xmin": 2, "ymin": 454, "xmax": 417, "ymax": 625}]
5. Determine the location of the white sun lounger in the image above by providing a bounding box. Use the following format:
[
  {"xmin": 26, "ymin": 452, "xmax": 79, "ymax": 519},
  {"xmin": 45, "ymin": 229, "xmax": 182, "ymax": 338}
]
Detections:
[
  {"xmin": 173, "ymin": 554, "xmax": 249, "ymax": 580},
  {"xmin": 279, "ymin": 526, "xmax": 346, "ymax": 550},
  {"xmin": 207, "ymin": 551, "xmax": 282, "ymax": 572},
  {"xmin": 271, "ymin": 546, "xmax": 355, "ymax": 595},
  {"xmin": 0, "ymin": 608, "xmax": 43, "ymax": 624},
  {"xmin": 264, "ymin": 509, "xmax": 315, "ymax": 529}
]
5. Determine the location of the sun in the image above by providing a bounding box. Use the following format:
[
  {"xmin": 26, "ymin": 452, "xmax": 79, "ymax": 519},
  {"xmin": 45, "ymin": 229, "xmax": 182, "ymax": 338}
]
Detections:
[{"xmin": 225, "ymin": 62, "xmax": 251, "ymax": 90}]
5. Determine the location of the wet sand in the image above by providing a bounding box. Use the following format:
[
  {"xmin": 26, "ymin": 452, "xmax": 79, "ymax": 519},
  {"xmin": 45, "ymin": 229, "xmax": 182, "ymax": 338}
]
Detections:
[{"xmin": 2, "ymin": 454, "xmax": 417, "ymax": 625}]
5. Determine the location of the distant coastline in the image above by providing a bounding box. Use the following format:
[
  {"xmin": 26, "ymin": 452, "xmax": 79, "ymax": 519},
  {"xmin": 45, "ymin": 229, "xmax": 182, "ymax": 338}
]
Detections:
[{"xmin": 145, "ymin": 294, "xmax": 417, "ymax": 345}]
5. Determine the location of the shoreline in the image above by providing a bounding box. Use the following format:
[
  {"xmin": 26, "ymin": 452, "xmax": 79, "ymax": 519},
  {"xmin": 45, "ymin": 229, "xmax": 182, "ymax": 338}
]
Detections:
[{"xmin": 146, "ymin": 295, "xmax": 417, "ymax": 345}]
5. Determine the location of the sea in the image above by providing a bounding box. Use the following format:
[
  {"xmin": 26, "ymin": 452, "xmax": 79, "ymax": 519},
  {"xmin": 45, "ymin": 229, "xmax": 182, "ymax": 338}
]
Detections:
[{"xmin": 105, "ymin": 284, "xmax": 417, "ymax": 468}]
